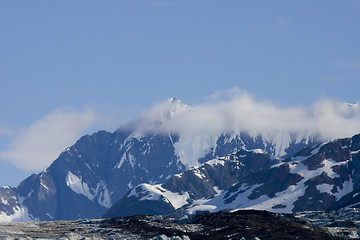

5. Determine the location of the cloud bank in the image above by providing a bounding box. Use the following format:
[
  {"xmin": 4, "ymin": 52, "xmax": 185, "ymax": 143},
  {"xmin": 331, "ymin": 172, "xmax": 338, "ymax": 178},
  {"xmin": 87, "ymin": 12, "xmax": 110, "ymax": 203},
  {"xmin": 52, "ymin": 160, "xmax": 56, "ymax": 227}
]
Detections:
[
  {"xmin": 2, "ymin": 88, "xmax": 360, "ymax": 172},
  {"xmin": 141, "ymin": 89, "xmax": 360, "ymax": 141},
  {"xmin": 0, "ymin": 109, "xmax": 97, "ymax": 172},
  {"xmin": 137, "ymin": 89, "xmax": 360, "ymax": 163}
]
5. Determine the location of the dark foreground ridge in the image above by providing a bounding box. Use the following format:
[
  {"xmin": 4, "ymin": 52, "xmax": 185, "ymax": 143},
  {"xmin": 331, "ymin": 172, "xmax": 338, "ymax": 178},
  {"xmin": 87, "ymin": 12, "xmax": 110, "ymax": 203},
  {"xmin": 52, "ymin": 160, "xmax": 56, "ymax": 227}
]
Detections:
[{"xmin": 0, "ymin": 210, "xmax": 345, "ymax": 240}]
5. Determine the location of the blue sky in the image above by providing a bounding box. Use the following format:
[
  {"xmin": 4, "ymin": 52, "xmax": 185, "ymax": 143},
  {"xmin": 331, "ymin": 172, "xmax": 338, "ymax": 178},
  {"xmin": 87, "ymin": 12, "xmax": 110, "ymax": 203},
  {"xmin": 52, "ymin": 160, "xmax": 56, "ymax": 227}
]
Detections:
[{"xmin": 0, "ymin": 1, "xmax": 360, "ymax": 187}]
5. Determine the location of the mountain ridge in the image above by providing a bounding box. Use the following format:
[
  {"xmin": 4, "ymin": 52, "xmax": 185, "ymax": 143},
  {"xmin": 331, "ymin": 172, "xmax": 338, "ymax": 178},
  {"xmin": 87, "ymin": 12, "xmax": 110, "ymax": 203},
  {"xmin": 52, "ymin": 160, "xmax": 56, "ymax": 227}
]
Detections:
[
  {"xmin": 1, "ymin": 98, "xmax": 359, "ymax": 222},
  {"xmin": 104, "ymin": 133, "xmax": 360, "ymax": 218}
]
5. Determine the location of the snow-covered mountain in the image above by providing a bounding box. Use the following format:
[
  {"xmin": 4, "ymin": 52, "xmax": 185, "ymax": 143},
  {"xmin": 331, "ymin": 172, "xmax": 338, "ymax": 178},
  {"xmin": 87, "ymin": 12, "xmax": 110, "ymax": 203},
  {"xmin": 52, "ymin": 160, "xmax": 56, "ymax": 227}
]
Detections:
[
  {"xmin": 105, "ymin": 133, "xmax": 360, "ymax": 218},
  {"xmin": 2, "ymin": 98, "xmax": 356, "ymax": 222},
  {"xmin": 0, "ymin": 129, "xmax": 183, "ymax": 221}
]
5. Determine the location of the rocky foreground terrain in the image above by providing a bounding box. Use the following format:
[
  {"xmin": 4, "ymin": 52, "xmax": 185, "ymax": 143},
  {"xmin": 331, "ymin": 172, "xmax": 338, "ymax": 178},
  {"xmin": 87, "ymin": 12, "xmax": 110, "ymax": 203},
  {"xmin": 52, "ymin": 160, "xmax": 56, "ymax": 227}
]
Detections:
[{"xmin": 1, "ymin": 209, "xmax": 359, "ymax": 240}]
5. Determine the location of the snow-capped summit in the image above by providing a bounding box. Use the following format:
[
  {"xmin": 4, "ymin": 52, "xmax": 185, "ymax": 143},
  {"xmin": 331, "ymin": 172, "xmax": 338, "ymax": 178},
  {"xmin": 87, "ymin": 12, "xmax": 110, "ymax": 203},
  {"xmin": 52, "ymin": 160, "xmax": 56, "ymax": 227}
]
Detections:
[
  {"xmin": 167, "ymin": 97, "xmax": 191, "ymax": 118},
  {"xmin": 134, "ymin": 97, "xmax": 191, "ymax": 133},
  {"xmin": 3, "ymin": 97, "xmax": 360, "ymax": 222}
]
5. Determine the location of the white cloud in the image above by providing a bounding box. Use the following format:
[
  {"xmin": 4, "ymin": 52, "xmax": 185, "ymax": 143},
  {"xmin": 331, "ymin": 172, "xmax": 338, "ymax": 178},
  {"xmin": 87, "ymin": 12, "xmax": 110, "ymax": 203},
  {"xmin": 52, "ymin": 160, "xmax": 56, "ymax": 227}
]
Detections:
[
  {"xmin": 3, "ymin": 89, "xmax": 360, "ymax": 172},
  {"xmin": 0, "ymin": 109, "xmax": 97, "ymax": 172},
  {"xmin": 158, "ymin": 91, "xmax": 360, "ymax": 140},
  {"xmin": 136, "ymin": 88, "xmax": 360, "ymax": 160}
]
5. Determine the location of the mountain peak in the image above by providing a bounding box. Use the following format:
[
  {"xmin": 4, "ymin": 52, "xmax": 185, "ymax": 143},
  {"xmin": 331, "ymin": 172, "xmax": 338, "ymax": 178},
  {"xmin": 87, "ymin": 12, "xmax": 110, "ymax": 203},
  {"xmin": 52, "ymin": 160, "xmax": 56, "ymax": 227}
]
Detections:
[
  {"xmin": 166, "ymin": 98, "xmax": 190, "ymax": 118},
  {"xmin": 168, "ymin": 97, "xmax": 179, "ymax": 103},
  {"xmin": 131, "ymin": 98, "xmax": 191, "ymax": 133}
]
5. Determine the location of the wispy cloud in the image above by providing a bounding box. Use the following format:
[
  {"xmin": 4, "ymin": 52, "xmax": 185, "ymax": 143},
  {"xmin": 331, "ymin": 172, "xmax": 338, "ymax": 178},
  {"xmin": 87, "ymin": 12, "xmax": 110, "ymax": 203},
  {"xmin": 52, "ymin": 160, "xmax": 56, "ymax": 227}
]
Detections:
[
  {"xmin": 164, "ymin": 91, "xmax": 360, "ymax": 140},
  {"xmin": 0, "ymin": 109, "xmax": 98, "ymax": 172},
  {"xmin": 4, "ymin": 89, "xmax": 360, "ymax": 172},
  {"xmin": 137, "ymin": 88, "xmax": 360, "ymax": 160}
]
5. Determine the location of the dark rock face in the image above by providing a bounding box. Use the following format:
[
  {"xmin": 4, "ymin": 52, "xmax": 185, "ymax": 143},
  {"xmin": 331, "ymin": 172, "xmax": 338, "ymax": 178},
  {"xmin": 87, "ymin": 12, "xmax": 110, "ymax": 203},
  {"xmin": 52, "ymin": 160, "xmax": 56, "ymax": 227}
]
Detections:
[
  {"xmin": 104, "ymin": 149, "xmax": 279, "ymax": 218},
  {"xmin": 327, "ymin": 135, "xmax": 360, "ymax": 211},
  {"xmin": 302, "ymin": 139, "xmax": 351, "ymax": 170},
  {"xmin": 240, "ymin": 164, "xmax": 304, "ymax": 200},
  {"xmin": 164, "ymin": 150, "xmax": 277, "ymax": 199},
  {"xmin": 104, "ymin": 197, "xmax": 175, "ymax": 218},
  {"xmin": 0, "ymin": 187, "xmax": 17, "ymax": 216}
]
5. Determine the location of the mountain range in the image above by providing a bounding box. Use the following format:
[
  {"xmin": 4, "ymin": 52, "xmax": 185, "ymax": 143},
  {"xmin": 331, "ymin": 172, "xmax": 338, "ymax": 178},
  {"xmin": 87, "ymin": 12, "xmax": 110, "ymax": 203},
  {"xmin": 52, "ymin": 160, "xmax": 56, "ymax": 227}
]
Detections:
[
  {"xmin": 0, "ymin": 98, "xmax": 359, "ymax": 222},
  {"xmin": 105, "ymin": 133, "xmax": 360, "ymax": 218}
]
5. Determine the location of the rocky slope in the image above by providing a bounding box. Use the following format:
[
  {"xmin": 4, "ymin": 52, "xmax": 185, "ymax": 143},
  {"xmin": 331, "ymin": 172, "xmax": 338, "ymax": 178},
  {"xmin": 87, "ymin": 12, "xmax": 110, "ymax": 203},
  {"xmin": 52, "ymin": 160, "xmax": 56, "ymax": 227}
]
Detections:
[
  {"xmin": 105, "ymin": 133, "xmax": 360, "ymax": 218},
  {"xmin": 0, "ymin": 210, "xmax": 344, "ymax": 240}
]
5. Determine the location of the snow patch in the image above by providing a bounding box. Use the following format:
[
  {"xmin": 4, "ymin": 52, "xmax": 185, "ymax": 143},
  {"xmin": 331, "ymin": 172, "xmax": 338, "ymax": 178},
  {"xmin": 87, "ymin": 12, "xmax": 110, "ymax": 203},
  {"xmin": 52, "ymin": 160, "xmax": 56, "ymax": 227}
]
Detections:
[
  {"xmin": 289, "ymin": 158, "xmax": 344, "ymax": 179},
  {"xmin": 65, "ymin": 172, "xmax": 112, "ymax": 208},
  {"xmin": 187, "ymin": 155, "xmax": 354, "ymax": 214},
  {"xmin": 206, "ymin": 158, "xmax": 225, "ymax": 167},
  {"xmin": 316, "ymin": 183, "xmax": 333, "ymax": 194},
  {"xmin": 174, "ymin": 133, "xmax": 219, "ymax": 168},
  {"xmin": 334, "ymin": 180, "xmax": 353, "ymax": 200},
  {"xmin": 311, "ymin": 143, "xmax": 325, "ymax": 155},
  {"xmin": 0, "ymin": 205, "xmax": 38, "ymax": 222},
  {"xmin": 272, "ymin": 131, "xmax": 291, "ymax": 157},
  {"xmin": 40, "ymin": 182, "xmax": 48, "ymax": 190},
  {"xmin": 251, "ymin": 149, "xmax": 266, "ymax": 154},
  {"xmin": 352, "ymin": 150, "xmax": 360, "ymax": 154},
  {"xmin": 213, "ymin": 186, "xmax": 222, "ymax": 195},
  {"xmin": 115, "ymin": 153, "xmax": 127, "ymax": 169},
  {"xmin": 187, "ymin": 202, "xmax": 217, "ymax": 214},
  {"xmin": 66, "ymin": 171, "xmax": 95, "ymax": 201},
  {"xmin": 129, "ymin": 184, "xmax": 189, "ymax": 209},
  {"xmin": 173, "ymin": 173, "xmax": 183, "ymax": 178},
  {"xmin": 98, "ymin": 186, "xmax": 112, "ymax": 208},
  {"xmin": 316, "ymin": 180, "xmax": 353, "ymax": 200},
  {"xmin": 0, "ymin": 198, "xmax": 8, "ymax": 205},
  {"xmin": 192, "ymin": 169, "xmax": 206, "ymax": 179},
  {"xmin": 114, "ymin": 152, "xmax": 136, "ymax": 169},
  {"xmin": 128, "ymin": 153, "xmax": 135, "ymax": 168}
]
